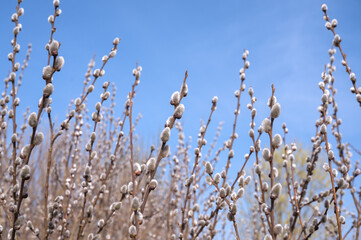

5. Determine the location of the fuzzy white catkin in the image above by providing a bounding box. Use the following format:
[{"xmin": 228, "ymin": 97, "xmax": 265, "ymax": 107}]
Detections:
[
  {"xmin": 110, "ymin": 202, "xmax": 121, "ymax": 211},
  {"xmin": 214, "ymin": 173, "xmax": 221, "ymax": 184},
  {"xmin": 53, "ymin": 0, "xmax": 60, "ymax": 7},
  {"xmin": 54, "ymin": 56, "xmax": 64, "ymax": 71},
  {"xmin": 170, "ymin": 91, "xmax": 180, "ymax": 105},
  {"xmin": 113, "ymin": 37, "xmax": 120, "ymax": 45},
  {"xmin": 205, "ymin": 162, "xmax": 213, "ymax": 175},
  {"xmin": 350, "ymin": 73, "xmax": 356, "ymax": 82},
  {"xmin": 228, "ymin": 149, "xmax": 234, "ymax": 158},
  {"xmin": 212, "ymin": 96, "xmax": 218, "ymax": 104},
  {"xmin": 49, "ymin": 40, "xmax": 59, "ymax": 56},
  {"xmin": 320, "ymin": 124, "xmax": 327, "ymax": 134},
  {"xmin": 147, "ymin": 158, "xmax": 156, "ymax": 172},
  {"xmin": 129, "ymin": 225, "xmax": 137, "ymax": 237},
  {"xmin": 161, "ymin": 127, "xmax": 171, "ymax": 142},
  {"xmin": 272, "ymin": 134, "xmax": 282, "ymax": 148},
  {"xmin": 48, "ymin": 15, "xmax": 54, "ymax": 23},
  {"xmin": 42, "ymin": 65, "xmax": 53, "ymax": 80},
  {"xmin": 262, "ymin": 148, "xmax": 270, "ymax": 161},
  {"xmin": 43, "ymin": 83, "xmax": 54, "ymax": 97},
  {"xmin": 264, "ymin": 234, "xmax": 272, "ymax": 240},
  {"xmin": 321, "ymin": 4, "xmax": 328, "ymax": 12},
  {"xmin": 174, "ymin": 104, "xmax": 185, "ymax": 119},
  {"xmin": 271, "ymin": 103, "xmax": 281, "ymax": 118},
  {"xmin": 274, "ymin": 224, "xmax": 283, "ymax": 235},
  {"xmin": 262, "ymin": 118, "xmax": 271, "ymax": 133},
  {"xmin": 21, "ymin": 165, "xmax": 30, "ymax": 179},
  {"xmin": 160, "ymin": 145, "xmax": 170, "ymax": 158},
  {"xmin": 109, "ymin": 50, "xmax": 117, "ymax": 58},
  {"xmin": 33, "ymin": 132, "xmax": 44, "ymax": 145},
  {"xmin": 333, "ymin": 34, "xmax": 341, "ymax": 46},
  {"xmin": 28, "ymin": 112, "xmax": 37, "ymax": 127},
  {"xmin": 271, "ymin": 183, "xmax": 282, "ymax": 199},
  {"xmin": 131, "ymin": 197, "xmax": 140, "ymax": 211},
  {"xmin": 149, "ymin": 179, "xmax": 158, "ymax": 190}
]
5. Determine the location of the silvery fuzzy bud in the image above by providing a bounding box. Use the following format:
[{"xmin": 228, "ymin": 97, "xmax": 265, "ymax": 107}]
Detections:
[
  {"xmin": 205, "ymin": 162, "xmax": 213, "ymax": 175},
  {"xmin": 95, "ymin": 102, "xmax": 101, "ymax": 111},
  {"xmin": 262, "ymin": 118, "xmax": 271, "ymax": 133},
  {"xmin": 101, "ymin": 91, "xmax": 110, "ymax": 100},
  {"xmin": 219, "ymin": 188, "xmax": 226, "ymax": 198},
  {"xmin": 248, "ymin": 129, "xmax": 254, "ymax": 138},
  {"xmin": 13, "ymin": 26, "xmax": 20, "ymax": 35},
  {"xmin": 113, "ymin": 37, "xmax": 120, "ymax": 45},
  {"xmin": 321, "ymin": 4, "xmax": 328, "ymax": 12},
  {"xmin": 161, "ymin": 127, "xmax": 171, "ymax": 142},
  {"xmin": 271, "ymin": 183, "xmax": 282, "ymax": 199},
  {"xmin": 147, "ymin": 158, "xmax": 156, "ymax": 172},
  {"xmin": 149, "ymin": 179, "xmax": 158, "ymax": 190},
  {"xmin": 75, "ymin": 98, "xmax": 82, "ymax": 106},
  {"xmin": 320, "ymin": 124, "xmax": 327, "ymax": 134},
  {"xmin": 131, "ymin": 197, "xmax": 140, "ymax": 211},
  {"xmin": 181, "ymin": 83, "xmax": 188, "ymax": 96},
  {"xmin": 327, "ymin": 150, "xmax": 334, "ymax": 160},
  {"xmin": 43, "ymin": 83, "xmax": 54, "ymax": 97},
  {"xmin": 9, "ymin": 72, "xmax": 16, "ymax": 83},
  {"xmin": 120, "ymin": 185, "xmax": 128, "ymax": 194},
  {"xmin": 42, "ymin": 65, "xmax": 53, "ymax": 80},
  {"xmin": 90, "ymin": 132, "xmax": 96, "ymax": 142},
  {"xmin": 111, "ymin": 202, "xmax": 122, "ymax": 211},
  {"xmin": 174, "ymin": 104, "xmax": 185, "ymax": 119},
  {"xmin": 160, "ymin": 145, "xmax": 170, "ymax": 158},
  {"xmin": 93, "ymin": 69, "xmax": 100, "ymax": 77},
  {"xmin": 129, "ymin": 225, "xmax": 137, "ymax": 238},
  {"xmin": 134, "ymin": 163, "xmax": 141, "ymax": 176},
  {"xmin": 49, "ymin": 40, "xmax": 60, "ymax": 56},
  {"xmin": 230, "ymin": 204, "xmax": 237, "ymax": 215},
  {"xmin": 226, "ymin": 150, "xmax": 233, "ymax": 159},
  {"xmin": 264, "ymin": 234, "xmax": 272, "ymax": 240},
  {"xmin": 170, "ymin": 91, "xmax": 180, "ymax": 105},
  {"xmin": 48, "ymin": 15, "xmax": 54, "ymax": 23},
  {"xmin": 350, "ymin": 72, "xmax": 356, "ymax": 82},
  {"xmin": 272, "ymin": 134, "xmax": 282, "ymax": 148},
  {"xmin": 245, "ymin": 176, "xmax": 252, "ymax": 185},
  {"xmin": 271, "ymin": 103, "xmax": 281, "ymax": 118},
  {"xmin": 212, "ymin": 96, "xmax": 218, "ymax": 104},
  {"xmin": 109, "ymin": 50, "xmax": 117, "ymax": 58},
  {"xmin": 274, "ymin": 224, "xmax": 283, "ymax": 235},
  {"xmin": 331, "ymin": 19, "xmax": 338, "ymax": 28},
  {"xmin": 237, "ymin": 188, "xmax": 244, "ymax": 198},
  {"xmin": 8, "ymin": 109, "xmax": 14, "ymax": 118},
  {"xmin": 28, "ymin": 112, "xmax": 37, "ymax": 127},
  {"xmin": 97, "ymin": 219, "xmax": 104, "ymax": 228},
  {"xmin": 53, "ymin": 0, "xmax": 60, "ymax": 7},
  {"xmin": 255, "ymin": 164, "xmax": 261, "ymax": 175},
  {"xmin": 333, "ymin": 34, "xmax": 341, "ymax": 46},
  {"xmin": 33, "ymin": 132, "xmax": 44, "ymax": 145},
  {"xmin": 8, "ymin": 52, "xmax": 14, "ymax": 61},
  {"xmin": 262, "ymin": 148, "xmax": 270, "ymax": 161},
  {"xmin": 11, "ymin": 134, "xmax": 18, "ymax": 144},
  {"xmin": 214, "ymin": 173, "xmax": 221, "ymax": 184},
  {"xmin": 54, "ymin": 56, "xmax": 65, "ymax": 71},
  {"xmin": 234, "ymin": 90, "xmax": 240, "ymax": 97},
  {"xmin": 87, "ymin": 85, "xmax": 94, "ymax": 93},
  {"xmin": 21, "ymin": 165, "xmax": 31, "ymax": 180}
]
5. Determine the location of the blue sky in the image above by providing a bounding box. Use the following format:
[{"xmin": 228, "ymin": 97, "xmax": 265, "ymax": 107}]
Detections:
[{"xmin": 1, "ymin": 0, "xmax": 361, "ymax": 185}]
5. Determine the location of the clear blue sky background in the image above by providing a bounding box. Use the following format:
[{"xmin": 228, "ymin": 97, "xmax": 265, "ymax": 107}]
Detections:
[
  {"xmin": 1, "ymin": 0, "xmax": 361, "ymax": 167},
  {"xmin": 1, "ymin": 0, "xmax": 361, "ymax": 230},
  {"xmin": 1, "ymin": 0, "xmax": 360, "ymax": 157}
]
